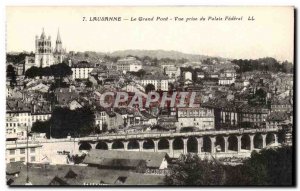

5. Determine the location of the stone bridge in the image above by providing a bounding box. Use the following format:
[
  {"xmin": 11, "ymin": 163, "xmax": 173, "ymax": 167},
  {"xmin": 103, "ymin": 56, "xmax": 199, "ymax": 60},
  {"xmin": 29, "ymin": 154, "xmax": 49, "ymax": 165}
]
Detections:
[{"xmin": 73, "ymin": 128, "xmax": 279, "ymax": 158}]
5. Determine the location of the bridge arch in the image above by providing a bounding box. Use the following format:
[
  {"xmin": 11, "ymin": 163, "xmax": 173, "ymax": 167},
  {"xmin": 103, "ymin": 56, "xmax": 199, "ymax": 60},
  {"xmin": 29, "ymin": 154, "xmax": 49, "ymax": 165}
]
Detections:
[
  {"xmin": 266, "ymin": 133, "xmax": 276, "ymax": 146},
  {"xmin": 158, "ymin": 138, "xmax": 169, "ymax": 151},
  {"xmin": 203, "ymin": 136, "xmax": 211, "ymax": 152},
  {"xmin": 79, "ymin": 142, "xmax": 92, "ymax": 151},
  {"xmin": 254, "ymin": 134, "xmax": 263, "ymax": 149},
  {"xmin": 96, "ymin": 141, "xmax": 108, "ymax": 150},
  {"xmin": 173, "ymin": 137, "xmax": 183, "ymax": 150},
  {"xmin": 241, "ymin": 134, "xmax": 251, "ymax": 150},
  {"xmin": 112, "ymin": 140, "xmax": 124, "ymax": 150},
  {"xmin": 127, "ymin": 140, "xmax": 139, "ymax": 150},
  {"xmin": 187, "ymin": 137, "xmax": 198, "ymax": 153},
  {"xmin": 228, "ymin": 135, "xmax": 238, "ymax": 151},
  {"xmin": 143, "ymin": 139, "xmax": 154, "ymax": 150},
  {"xmin": 215, "ymin": 135, "xmax": 225, "ymax": 152}
]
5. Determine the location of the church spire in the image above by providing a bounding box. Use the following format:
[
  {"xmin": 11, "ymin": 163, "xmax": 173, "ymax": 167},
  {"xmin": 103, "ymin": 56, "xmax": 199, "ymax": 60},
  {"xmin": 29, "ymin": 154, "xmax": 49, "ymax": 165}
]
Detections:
[
  {"xmin": 40, "ymin": 28, "xmax": 46, "ymax": 39},
  {"xmin": 56, "ymin": 28, "xmax": 62, "ymax": 43}
]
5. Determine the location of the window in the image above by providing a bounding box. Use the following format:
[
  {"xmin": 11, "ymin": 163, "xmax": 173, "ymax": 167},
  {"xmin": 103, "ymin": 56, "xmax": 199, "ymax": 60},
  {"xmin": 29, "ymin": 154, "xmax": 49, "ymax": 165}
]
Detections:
[
  {"xmin": 30, "ymin": 148, "xmax": 35, "ymax": 153},
  {"xmin": 30, "ymin": 156, "xmax": 36, "ymax": 162},
  {"xmin": 10, "ymin": 158, "xmax": 15, "ymax": 162},
  {"xmin": 20, "ymin": 148, "xmax": 25, "ymax": 154},
  {"xmin": 9, "ymin": 150, "xmax": 15, "ymax": 155},
  {"xmin": 20, "ymin": 157, "xmax": 25, "ymax": 162}
]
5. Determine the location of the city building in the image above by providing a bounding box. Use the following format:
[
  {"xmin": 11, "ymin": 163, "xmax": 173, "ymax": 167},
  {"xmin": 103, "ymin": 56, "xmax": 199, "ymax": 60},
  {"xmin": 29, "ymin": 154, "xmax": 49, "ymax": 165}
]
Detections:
[
  {"xmin": 71, "ymin": 61, "xmax": 95, "ymax": 80},
  {"xmin": 116, "ymin": 57, "xmax": 142, "ymax": 73},
  {"xmin": 177, "ymin": 107, "xmax": 215, "ymax": 131},
  {"xmin": 6, "ymin": 100, "xmax": 32, "ymax": 135},
  {"xmin": 218, "ymin": 69, "xmax": 236, "ymax": 85},
  {"xmin": 6, "ymin": 139, "xmax": 42, "ymax": 163},
  {"xmin": 31, "ymin": 103, "xmax": 52, "ymax": 124},
  {"xmin": 137, "ymin": 74, "xmax": 169, "ymax": 91},
  {"xmin": 165, "ymin": 66, "xmax": 180, "ymax": 79}
]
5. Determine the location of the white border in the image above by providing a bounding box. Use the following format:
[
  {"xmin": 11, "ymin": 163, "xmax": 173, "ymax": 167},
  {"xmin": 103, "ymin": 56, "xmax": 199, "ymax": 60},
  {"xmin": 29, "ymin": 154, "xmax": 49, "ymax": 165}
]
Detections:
[{"xmin": 0, "ymin": 0, "xmax": 298, "ymax": 190}]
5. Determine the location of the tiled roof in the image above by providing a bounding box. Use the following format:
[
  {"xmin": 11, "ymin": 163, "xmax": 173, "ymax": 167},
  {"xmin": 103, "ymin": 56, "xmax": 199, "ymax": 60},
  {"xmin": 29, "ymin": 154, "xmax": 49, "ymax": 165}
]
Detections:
[
  {"xmin": 9, "ymin": 163, "xmax": 164, "ymax": 185},
  {"xmin": 72, "ymin": 61, "xmax": 95, "ymax": 68},
  {"xmin": 267, "ymin": 112, "xmax": 289, "ymax": 121},
  {"xmin": 6, "ymin": 99, "xmax": 31, "ymax": 112}
]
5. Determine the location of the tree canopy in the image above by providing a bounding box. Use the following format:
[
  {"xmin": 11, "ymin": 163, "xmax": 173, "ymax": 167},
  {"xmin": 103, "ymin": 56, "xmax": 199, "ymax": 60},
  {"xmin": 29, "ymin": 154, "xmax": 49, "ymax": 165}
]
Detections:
[
  {"xmin": 6, "ymin": 65, "xmax": 17, "ymax": 87},
  {"xmin": 165, "ymin": 146, "xmax": 293, "ymax": 186},
  {"xmin": 51, "ymin": 106, "xmax": 95, "ymax": 138},
  {"xmin": 164, "ymin": 154, "xmax": 225, "ymax": 185},
  {"xmin": 232, "ymin": 57, "xmax": 293, "ymax": 74},
  {"xmin": 25, "ymin": 63, "xmax": 72, "ymax": 78},
  {"xmin": 225, "ymin": 146, "xmax": 293, "ymax": 185},
  {"xmin": 6, "ymin": 52, "xmax": 34, "ymax": 64},
  {"xmin": 145, "ymin": 83, "xmax": 155, "ymax": 94},
  {"xmin": 31, "ymin": 120, "xmax": 51, "ymax": 138},
  {"xmin": 127, "ymin": 69, "xmax": 146, "ymax": 78},
  {"xmin": 248, "ymin": 88, "xmax": 268, "ymax": 106}
]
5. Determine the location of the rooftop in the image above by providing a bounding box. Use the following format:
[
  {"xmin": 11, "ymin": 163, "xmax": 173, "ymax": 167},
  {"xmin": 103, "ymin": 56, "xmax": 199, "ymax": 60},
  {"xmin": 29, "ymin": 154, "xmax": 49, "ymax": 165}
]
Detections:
[{"xmin": 8, "ymin": 163, "xmax": 164, "ymax": 186}]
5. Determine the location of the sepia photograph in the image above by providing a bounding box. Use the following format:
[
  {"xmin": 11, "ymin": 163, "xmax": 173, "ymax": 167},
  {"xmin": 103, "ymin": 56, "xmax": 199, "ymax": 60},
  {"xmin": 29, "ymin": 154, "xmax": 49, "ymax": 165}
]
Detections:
[{"xmin": 5, "ymin": 6, "xmax": 295, "ymax": 186}]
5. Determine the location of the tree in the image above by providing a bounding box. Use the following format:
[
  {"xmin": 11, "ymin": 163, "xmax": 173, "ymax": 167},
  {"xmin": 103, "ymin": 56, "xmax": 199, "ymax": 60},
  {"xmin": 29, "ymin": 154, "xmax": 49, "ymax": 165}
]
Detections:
[
  {"xmin": 50, "ymin": 63, "xmax": 72, "ymax": 79},
  {"xmin": 6, "ymin": 52, "xmax": 34, "ymax": 64},
  {"xmin": 49, "ymin": 79, "xmax": 69, "ymax": 91},
  {"xmin": 164, "ymin": 154, "xmax": 225, "ymax": 185},
  {"xmin": 68, "ymin": 153, "xmax": 86, "ymax": 164},
  {"xmin": 50, "ymin": 106, "xmax": 95, "ymax": 138},
  {"xmin": 43, "ymin": 66, "xmax": 52, "ymax": 76},
  {"xmin": 242, "ymin": 146, "xmax": 293, "ymax": 185},
  {"xmin": 168, "ymin": 83, "xmax": 174, "ymax": 91},
  {"xmin": 231, "ymin": 57, "xmax": 290, "ymax": 73},
  {"xmin": 225, "ymin": 146, "xmax": 293, "ymax": 185},
  {"xmin": 248, "ymin": 88, "xmax": 267, "ymax": 106},
  {"xmin": 85, "ymin": 80, "xmax": 93, "ymax": 88},
  {"xmin": 128, "ymin": 69, "xmax": 146, "ymax": 78},
  {"xmin": 25, "ymin": 63, "xmax": 72, "ymax": 79},
  {"xmin": 6, "ymin": 65, "xmax": 17, "ymax": 87},
  {"xmin": 282, "ymin": 61, "xmax": 294, "ymax": 73},
  {"xmin": 31, "ymin": 120, "xmax": 51, "ymax": 138},
  {"xmin": 137, "ymin": 69, "xmax": 146, "ymax": 78},
  {"xmin": 25, "ymin": 66, "xmax": 41, "ymax": 78},
  {"xmin": 102, "ymin": 123, "xmax": 108, "ymax": 133},
  {"xmin": 145, "ymin": 83, "xmax": 155, "ymax": 94}
]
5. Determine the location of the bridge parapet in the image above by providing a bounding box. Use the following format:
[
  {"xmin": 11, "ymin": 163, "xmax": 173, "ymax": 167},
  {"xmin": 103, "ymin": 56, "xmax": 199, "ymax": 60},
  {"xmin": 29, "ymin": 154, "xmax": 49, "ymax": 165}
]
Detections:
[
  {"xmin": 75, "ymin": 127, "xmax": 279, "ymax": 142},
  {"xmin": 17, "ymin": 127, "xmax": 278, "ymax": 144}
]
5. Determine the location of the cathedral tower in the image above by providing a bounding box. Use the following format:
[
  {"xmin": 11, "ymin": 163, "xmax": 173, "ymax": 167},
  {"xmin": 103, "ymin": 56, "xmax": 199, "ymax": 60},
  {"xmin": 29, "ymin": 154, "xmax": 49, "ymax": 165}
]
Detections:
[
  {"xmin": 34, "ymin": 28, "xmax": 54, "ymax": 67},
  {"xmin": 53, "ymin": 29, "xmax": 65, "ymax": 64}
]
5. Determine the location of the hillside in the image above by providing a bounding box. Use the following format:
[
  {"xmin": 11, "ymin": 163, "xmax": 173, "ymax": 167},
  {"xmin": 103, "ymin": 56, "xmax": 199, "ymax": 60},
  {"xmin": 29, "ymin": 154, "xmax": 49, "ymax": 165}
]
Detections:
[{"xmin": 109, "ymin": 49, "xmax": 225, "ymax": 62}]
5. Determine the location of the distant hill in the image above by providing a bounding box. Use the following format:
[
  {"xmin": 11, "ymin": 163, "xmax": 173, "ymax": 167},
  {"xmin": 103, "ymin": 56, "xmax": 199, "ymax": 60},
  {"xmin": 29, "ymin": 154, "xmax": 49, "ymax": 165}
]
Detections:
[
  {"xmin": 7, "ymin": 49, "xmax": 228, "ymax": 64},
  {"xmin": 109, "ymin": 49, "xmax": 226, "ymax": 62}
]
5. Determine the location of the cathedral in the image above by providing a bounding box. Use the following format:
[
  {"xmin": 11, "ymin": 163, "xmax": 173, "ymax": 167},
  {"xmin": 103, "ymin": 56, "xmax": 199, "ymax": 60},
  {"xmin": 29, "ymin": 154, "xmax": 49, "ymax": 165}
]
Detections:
[{"xmin": 26, "ymin": 28, "xmax": 66, "ymax": 71}]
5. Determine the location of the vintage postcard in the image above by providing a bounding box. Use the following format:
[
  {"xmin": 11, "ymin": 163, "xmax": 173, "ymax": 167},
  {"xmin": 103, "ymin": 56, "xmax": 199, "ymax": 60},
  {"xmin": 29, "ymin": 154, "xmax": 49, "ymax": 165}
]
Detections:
[{"xmin": 5, "ymin": 6, "xmax": 294, "ymax": 186}]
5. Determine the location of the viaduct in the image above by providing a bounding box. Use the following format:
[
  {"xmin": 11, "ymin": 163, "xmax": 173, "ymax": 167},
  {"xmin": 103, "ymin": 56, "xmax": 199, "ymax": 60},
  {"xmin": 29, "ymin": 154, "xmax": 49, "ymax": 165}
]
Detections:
[{"xmin": 37, "ymin": 127, "xmax": 280, "ymax": 159}]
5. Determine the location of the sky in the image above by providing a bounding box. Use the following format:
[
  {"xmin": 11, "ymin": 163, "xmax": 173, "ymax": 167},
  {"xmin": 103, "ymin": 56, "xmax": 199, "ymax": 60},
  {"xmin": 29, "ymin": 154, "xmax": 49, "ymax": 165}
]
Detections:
[{"xmin": 6, "ymin": 6, "xmax": 294, "ymax": 62}]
